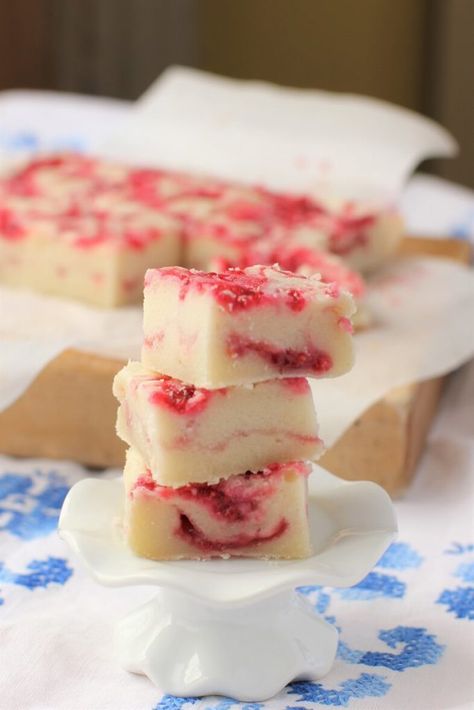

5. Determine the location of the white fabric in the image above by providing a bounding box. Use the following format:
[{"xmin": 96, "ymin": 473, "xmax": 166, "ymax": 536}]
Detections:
[
  {"xmin": 0, "ymin": 89, "xmax": 473, "ymax": 710},
  {"xmin": 1, "ymin": 361, "xmax": 473, "ymax": 710}
]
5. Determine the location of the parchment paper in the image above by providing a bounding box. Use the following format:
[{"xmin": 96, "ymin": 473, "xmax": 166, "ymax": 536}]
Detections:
[
  {"xmin": 0, "ymin": 291, "xmax": 141, "ymax": 411},
  {"xmin": 103, "ymin": 66, "xmax": 457, "ymax": 202},
  {"xmin": 311, "ymin": 257, "xmax": 474, "ymax": 445},
  {"xmin": 0, "ymin": 73, "xmax": 472, "ymax": 447},
  {"xmin": 1, "ymin": 257, "xmax": 473, "ymax": 448}
]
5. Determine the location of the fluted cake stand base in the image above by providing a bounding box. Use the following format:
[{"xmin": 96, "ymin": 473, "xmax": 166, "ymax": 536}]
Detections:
[{"xmin": 59, "ymin": 466, "xmax": 396, "ymax": 701}]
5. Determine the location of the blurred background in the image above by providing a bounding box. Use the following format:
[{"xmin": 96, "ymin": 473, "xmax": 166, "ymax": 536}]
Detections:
[{"xmin": 0, "ymin": 0, "xmax": 472, "ymax": 188}]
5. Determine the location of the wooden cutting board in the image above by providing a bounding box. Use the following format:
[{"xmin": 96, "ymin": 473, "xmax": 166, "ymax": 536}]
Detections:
[{"xmin": 0, "ymin": 236, "xmax": 470, "ymax": 496}]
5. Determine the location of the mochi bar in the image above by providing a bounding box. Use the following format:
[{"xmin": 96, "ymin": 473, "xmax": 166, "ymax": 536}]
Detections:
[
  {"xmin": 124, "ymin": 448, "xmax": 312, "ymax": 560},
  {"xmin": 142, "ymin": 264, "xmax": 355, "ymax": 387},
  {"xmin": 114, "ymin": 361, "xmax": 322, "ymax": 487}
]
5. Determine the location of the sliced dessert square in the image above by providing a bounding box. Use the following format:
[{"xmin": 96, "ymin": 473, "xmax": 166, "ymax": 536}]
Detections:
[
  {"xmin": 208, "ymin": 243, "xmax": 370, "ymax": 330},
  {"xmin": 0, "ymin": 194, "xmax": 181, "ymax": 307},
  {"xmin": 113, "ymin": 361, "xmax": 322, "ymax": 486},
  {"xmin": 124, "ymin": 448, "xmax": 312, "ymax": 560},
  {"xmin": 142, "ymin": 264, "xmax": 355, "ymax": 387}
]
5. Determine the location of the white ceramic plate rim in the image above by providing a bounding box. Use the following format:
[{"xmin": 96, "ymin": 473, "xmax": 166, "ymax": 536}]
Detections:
[{"xmin": 58, "ymin": 464, "xmax": 397, "ymax": 606}]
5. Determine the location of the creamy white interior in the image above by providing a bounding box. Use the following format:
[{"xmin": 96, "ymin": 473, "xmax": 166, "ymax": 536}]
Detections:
[
  {"xmin": 114, "ymin": 361, "xmax": 322, "ymax": 486},
  {"xmin": 142, "ymin": 265, "xmax": 355, "ymax": 387},
  {"xmin": 124, "ymin": 448, "xmax": 312, "ymax": 560}
]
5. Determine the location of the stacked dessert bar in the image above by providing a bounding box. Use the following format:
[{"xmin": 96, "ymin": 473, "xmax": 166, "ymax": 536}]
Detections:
[
  {"xmin": 113, "ymin": 264, "xmax": 355, "ymax": 560},
  {"xmin": 0, "ymin": 154, "xmax": 402, "ymax": 311},
  {"xmin": 0, "ymin": 156, "xmax": 183, "ymax": 307}
]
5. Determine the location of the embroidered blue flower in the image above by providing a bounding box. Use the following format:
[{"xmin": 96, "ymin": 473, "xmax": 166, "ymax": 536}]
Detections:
[
  {"xmin": 339, "ymin": 626, "xmax": 444, "ymax": 671},
  {"xmin": 377, "ymin": 542, "xmax": 423, "ymax": 570},
  {"xmin": 0, "ymin": 474, "xmax": 32, "ymax": 500},
  {"xmin": 338, "ymin": 572, "xmax": 405, "ymax": 601},
  {"xmin": 300, "ymin": 542, "xmax": 420, "ymax": 607},
  {"xmin": 445, "ymin": 542, "xmax": 474, "ymax": 555},
  {"xmin": 455, "ymin": 561, "xmax": 474, "ymax": 583},
  {"xmin": 0, "ymin": 470, "xmax": 69, "ymax": 540},
  {"xmin": 439, "ymin": 543, "xmax": 474, "ymax": 619},
  {"xmin": 200, "ymin": 701, "xmax": 263, "ymax": 710},
  {"xmin": 287, "ymin": 672, "xmax": 390, "ymax": 706},
  {"xmin": 153, "ymin": 696, "xmax": 199, "ymax": 710},
  {"xmin": 437, "ymin": 586, "xmax": 474, "ymax": 620},
  {"xmin": 0, "ymin": 556, "xmax": 73, "ymax": 590}
]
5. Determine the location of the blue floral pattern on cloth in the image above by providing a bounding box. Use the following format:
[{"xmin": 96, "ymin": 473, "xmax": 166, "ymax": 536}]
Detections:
[
  {"xmin": 455, "ymin": 561, "xmax": 474, "ymax": 583},
  {"xmin": 184, "ymin": 541, "xmax": 447, "ymax": 709},
  {"xmin": 287, "ymin": 674, "xmax": 391, "ymax": 707},
  {"xmin": 154, "ymin": 697, "xmax": 200, "ymax": 710},
  {"xmin": 0, "ymin": 457, "xmax": 463, "ymax": 708},
  {"xmin": 337, "ymin": 572, "xmax": 406, "ymax": 601},
  {"xmin": 376, "ymin": 542, "xmax": 424, "ymax": 570},
  {"xmin": 0, "ymin": 556, "xmax": 73, "ymax": 589},
  {"xmin": 201, "ymin": 701, "xmax": 263, "ymax": 710},
  {"xmin": 299, "ymin": 541, "xmax": 423, "ymax": 606},
  {"xmin": 338, "ymin": 627, "xmax": 444, "ymax": 670},
  {"xmin": 0, "ymin": 469, "xmax": 69, "ymax": 540},
  {"xmin": 437, "ymin": 542, "xmax": 474, "ymax": 620},
  {"xmin": 0, "ymin": 467, "xmax": 74, "ymax": 604},
  {"xmin": 154, "ymin": 701, "xmax": 264, "ymax": 710},
  {"xmin": 280, "ymin": 543, "xmax": 445, "ymax": 708}
]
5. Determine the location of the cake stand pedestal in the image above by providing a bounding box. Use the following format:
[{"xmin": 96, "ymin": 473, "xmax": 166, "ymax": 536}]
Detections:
[{"xmin": 58, "ymin": 466, "xmax": 396, "ymax": 701}]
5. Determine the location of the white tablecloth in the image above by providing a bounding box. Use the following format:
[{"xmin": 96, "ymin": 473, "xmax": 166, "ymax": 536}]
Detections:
[{"xmin": 0, "ymin": 91, "xmax": 473, "ymax": 710}]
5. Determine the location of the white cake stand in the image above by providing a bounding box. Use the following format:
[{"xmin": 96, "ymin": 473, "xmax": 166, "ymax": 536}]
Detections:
[{"xmin": 58, "ymin": 465, "xmax": 397, "ymax": 701}]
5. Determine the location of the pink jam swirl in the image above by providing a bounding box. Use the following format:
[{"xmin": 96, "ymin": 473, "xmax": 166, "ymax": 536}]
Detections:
[
  {"xmin": 4, "ymin": 154, "xmax": 98, "ymax": 197},
  {"xmin": 144, "ymin": 266, "xmax": 319, "ymax": 313},
  {"xmin": 146, "ymin": 266, "xmax": 268, "ymax": 312},
  {"xmin": 148, "ymin": 376, "xmax": 217, "ymax": 415},
  {"xmin": 211, "ymin": 245, "xmax": 364, "ymax": 300},
  {"xmin": 266, "ymin": 245, "xmax": 365, "ymax": 299},
  {"xmin": 0, "ymin": 209, "xmax": 26, "ymax": 240},
  {"xmin": 328, "ymin": 207, "xmax": 376, "ymax": 255},
  {"xmin": 227, "ymin": 334, "xmax": 333, "ymax": 375},
  {"xmin": 133, "ymin": 461, "xmax": 310, "ymax": 507},
  {"xmin": 132, "ymin": 461, "xmax": 309, "ymax": 551},
  {"xmin": 177, "ymin": 514, "xmax": 288, "ymax": 552},
  {"xmin": 280, "ymin": 377, "xmax": 311, "ymax": 395},
  {"xmin": 256, "ymin": 189, "xmax": 326, "ymax": 227},
  {"xmin": 338, "ymin": 317, "xmax": 354, "ymax": 334}
]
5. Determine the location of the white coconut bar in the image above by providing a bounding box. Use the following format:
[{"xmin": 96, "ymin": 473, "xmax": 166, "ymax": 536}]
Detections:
[
  {"xmin": 123, "ymin": 448, "xmax": 312, "ymax": 560},
  {"xmin": 142, "ymin": 264, "xmax": 355, "ymax": 387},
  {"xmin": 184, "ymin": 186, "xmax": 402, "ymax": 274},
  {"xmin": 113, "ymin": 361, "xmax": 322, "ymax": 487},
  {"xmin": 208, "ymin": 242, "xmax": 371, "ymax": 330},
  {"xmin": 0, "ymin": 196, "xmax": 181, "ymax": 307}
]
